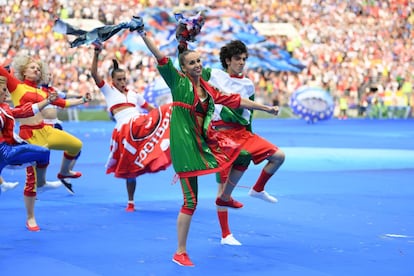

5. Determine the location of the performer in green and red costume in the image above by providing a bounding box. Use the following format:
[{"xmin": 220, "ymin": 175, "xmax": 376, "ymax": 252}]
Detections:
[{"xmin": 136, "ymin": 16, "xmax": 280, "ymax": 267}]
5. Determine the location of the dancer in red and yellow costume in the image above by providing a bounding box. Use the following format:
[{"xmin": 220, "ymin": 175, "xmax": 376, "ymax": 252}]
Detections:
[
  {"xmin": 0, "ymin": 53, "xmax": 91, "ymax": 195},
  {"xmin": 0, "ymin": 75, "xmax": 57, "ymax": 231}
]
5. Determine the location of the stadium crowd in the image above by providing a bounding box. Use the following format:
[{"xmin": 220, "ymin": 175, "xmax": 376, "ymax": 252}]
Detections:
[{"xmin": 0, "ymin": 0, "xmax": 413, "ymax": 118}]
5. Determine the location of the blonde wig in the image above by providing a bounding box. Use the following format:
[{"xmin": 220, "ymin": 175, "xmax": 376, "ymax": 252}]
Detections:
[{"xmin": 11, "ymin": 52, "xmax": 49, "ymax": 85}]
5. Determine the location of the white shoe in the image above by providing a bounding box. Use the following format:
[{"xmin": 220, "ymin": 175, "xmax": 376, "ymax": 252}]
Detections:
[
  {"xmin": 248, "ymin": 188, "xmax": 278, "ymax": 203},
  {"xmin": 221, "ymin": 234, "xmax": 242, "ymax": 246},
  {"xmin": 37, "ymin": 180, "xmax": 63, "ymax": 193},
  {"xmin": 0, "ymin": 181, "xmax": 19, "ymax": 193}
]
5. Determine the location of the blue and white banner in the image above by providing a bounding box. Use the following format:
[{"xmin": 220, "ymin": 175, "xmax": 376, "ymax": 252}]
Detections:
[
  {"xmin": 289, "ymin": 86, "xmax": 335, "ymax": 123},
  {"xmin": 143, "ymin": 77, "xmax": 172, "ymax": 107}
]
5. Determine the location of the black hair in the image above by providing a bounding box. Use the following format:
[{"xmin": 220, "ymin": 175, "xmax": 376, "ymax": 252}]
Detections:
[
  {"xmin": 111, "ymin": 59, "xmax": 124, "ymax": 78},
  {"xmin": 219, "ymin": 40, "xmax": 248, "ymax": 69},
  {"xmin": 177, "ymin": 41, "xmax": 188, "ymax": 55},
  {"xmin": 177, "ymin": 41, "xmax": 195, "ymax": 71}
]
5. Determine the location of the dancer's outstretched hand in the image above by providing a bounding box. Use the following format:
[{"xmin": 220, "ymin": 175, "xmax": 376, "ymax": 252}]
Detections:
[
  {"xmin": 267, "ymin": 106, "xmax": 280, "ymax": 116},
  {"xmin": 83, "ymin": 92, "xmax": 92, "ymax": 103}
]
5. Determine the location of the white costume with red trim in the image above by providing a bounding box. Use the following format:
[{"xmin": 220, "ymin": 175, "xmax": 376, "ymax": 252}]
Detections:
[{"xmin": 98, "ymin": 81, "xmax": 171, "ymax": 179}]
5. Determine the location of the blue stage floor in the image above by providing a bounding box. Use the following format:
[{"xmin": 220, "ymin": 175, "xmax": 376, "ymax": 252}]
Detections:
[{"xmin": 1, "ymin": 119, "xmax": 413, "ymax": 276}]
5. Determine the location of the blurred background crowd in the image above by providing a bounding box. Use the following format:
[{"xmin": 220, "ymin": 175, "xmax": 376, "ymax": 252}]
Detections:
[{"xmin": 1, "ymin": 0, "xmax": 413, "ymax": 119}]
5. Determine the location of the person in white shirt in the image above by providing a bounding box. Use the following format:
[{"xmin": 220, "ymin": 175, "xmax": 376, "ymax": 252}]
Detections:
[{"xmin": 203, "ymin": 40, "xmax": 286, "ymax": 246}]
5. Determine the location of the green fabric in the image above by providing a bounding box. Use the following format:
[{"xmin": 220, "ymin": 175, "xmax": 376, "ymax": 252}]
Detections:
[
  {"xmin": 157, "ymin": 59, "xmax": 219, "ymax": 175},
  {"xmin": 181, "ymin": 177, "xmax": 198, "ymax": 209},
  {"xmin": 215, "ymin": 149, "xmax": 252, "ymax": 183},
  {"xmin": 202, "ymin": 68, "xmax": 253, "ymax": 131}
]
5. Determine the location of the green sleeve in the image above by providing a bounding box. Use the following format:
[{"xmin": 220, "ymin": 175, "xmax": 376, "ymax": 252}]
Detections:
[
  {"xmin": 157, "ymin": 58, "xmax": 181, "ymax": 93},
  {"xmin": 201, "ymin": 67, "xmax": 212, "ymax": 82}
]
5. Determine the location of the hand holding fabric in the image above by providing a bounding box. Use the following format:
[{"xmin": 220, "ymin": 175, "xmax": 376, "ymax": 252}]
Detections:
[
  {"xmin": 129, "ymin": 16, "xmax": 146, "ymax": 36},
  {"xmin": 92, "ymin": 40, "xmax": 103, "ymax": 53},
  {"xmin": 174, "ymin": 11, "xmax": 205, "ymax": 43}
]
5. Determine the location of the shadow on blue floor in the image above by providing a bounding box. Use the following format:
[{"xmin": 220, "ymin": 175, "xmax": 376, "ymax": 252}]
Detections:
[{"xmin": 1, "ymin": 119, "xmax": 414, "ymax": 276}]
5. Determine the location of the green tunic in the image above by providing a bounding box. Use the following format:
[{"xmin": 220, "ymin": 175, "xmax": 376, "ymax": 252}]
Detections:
[{"xmin": 157, "ymin": 58, "xmax": 241, "ymax": 178}]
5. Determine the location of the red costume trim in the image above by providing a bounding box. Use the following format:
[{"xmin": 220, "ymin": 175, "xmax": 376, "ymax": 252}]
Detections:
[{"xmin": 109, "ymin": 103, "xmax": 136, "ymax": 113}]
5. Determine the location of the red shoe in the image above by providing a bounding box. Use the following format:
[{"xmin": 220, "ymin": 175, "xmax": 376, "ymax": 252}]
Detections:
[
  {"xmin": 215, "ymin": 197, "xmax": 244, "ymax": 209},
  {"xmin": 172, "ymin": 252, "xmax": 194, "ymax": 267},
  {"xmin": 125, "ymin": 203, "xmax": 135, "ymax": 212},
  {"xmin": 26, "ymin": 221, "xmax": 40, "ymax": 232},
  {"xmin": 57, "ymin": 171, "xmax": 82, "ymax": 179}
]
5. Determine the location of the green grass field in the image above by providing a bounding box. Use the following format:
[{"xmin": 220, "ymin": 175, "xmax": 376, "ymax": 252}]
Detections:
[
  {"xmin": 58, "ymin": 106, "xmax": 296, "ymax": 121},
  {"xmin": 58, "ymin": 108, "xmax": 112, "ymax": 121}
]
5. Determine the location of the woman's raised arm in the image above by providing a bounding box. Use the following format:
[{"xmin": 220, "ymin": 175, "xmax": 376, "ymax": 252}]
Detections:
[{"xmin": 132, "ymin": 16, "xmax": 165, "ymax": 61}]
